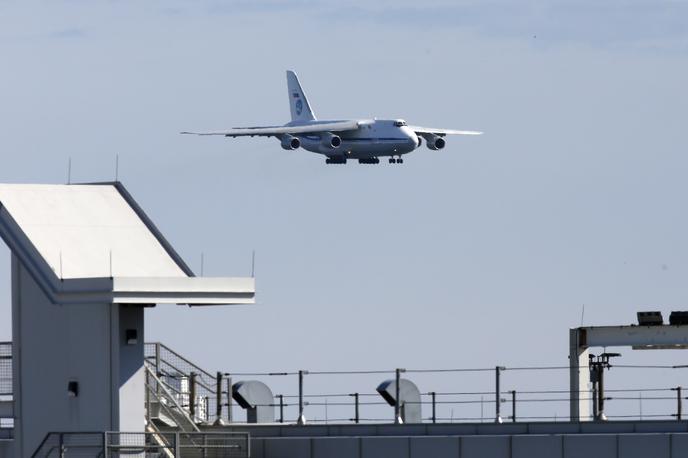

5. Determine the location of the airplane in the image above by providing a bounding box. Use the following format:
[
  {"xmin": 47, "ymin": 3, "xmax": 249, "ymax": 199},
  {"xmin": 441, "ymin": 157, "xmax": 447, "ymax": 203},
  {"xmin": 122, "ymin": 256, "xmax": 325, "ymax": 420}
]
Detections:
[{"xmin": 181, "ymin": 71, "xmax": 482, "ymax": 165}]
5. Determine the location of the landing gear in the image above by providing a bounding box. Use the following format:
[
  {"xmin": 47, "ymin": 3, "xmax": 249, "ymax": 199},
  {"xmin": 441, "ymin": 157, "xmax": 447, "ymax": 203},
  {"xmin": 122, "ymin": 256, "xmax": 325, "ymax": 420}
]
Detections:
[
  {"xmin": 389, "ymin": 156, "xmax": 404, "ymax": 164},
  {"xmin": 358, "ymin": 158, "xmax": 380, "ymax": 164},
  {"xmin": 326, "ymin": 157, "xmax": 347, "ymax": 164}
]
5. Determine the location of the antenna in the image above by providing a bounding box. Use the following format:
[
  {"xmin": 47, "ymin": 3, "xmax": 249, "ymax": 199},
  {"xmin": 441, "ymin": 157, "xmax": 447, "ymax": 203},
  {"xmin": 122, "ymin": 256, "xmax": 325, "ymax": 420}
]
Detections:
[
  {"xmin": 580, "ymin": 304, "xmax": 585, "ymax": 327},
  {"xmin": 67, "ymin": 157, "xmax": 72, "ymax": 185},
  {"xmin": 115, "ymin": 154, "xmax": 119, "ymax": 182},
  {"xmin": 251, "ymin": 250, "xmax": 256, "ymax": 277},
  {"xmin": 200, "ymin": 252, "xmax": 205, "ymax": 276}
]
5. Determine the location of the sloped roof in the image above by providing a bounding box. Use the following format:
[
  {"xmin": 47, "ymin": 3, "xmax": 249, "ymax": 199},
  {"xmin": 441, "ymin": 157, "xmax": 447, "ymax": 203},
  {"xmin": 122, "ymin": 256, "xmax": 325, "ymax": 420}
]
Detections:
[
  {"xmin": 0, "ymin": 183, "xmax": 188, "ymax": 279},
  {"xmin": 0, "ymin": 182, "xmax": 254, "ymax": 305}
]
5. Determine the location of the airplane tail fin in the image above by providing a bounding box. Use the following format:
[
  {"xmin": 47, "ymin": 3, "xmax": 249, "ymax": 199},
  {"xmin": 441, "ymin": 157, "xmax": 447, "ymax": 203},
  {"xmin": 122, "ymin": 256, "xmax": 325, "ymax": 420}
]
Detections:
[{"xmin": 287, "ymin": 70, "xmax": 316, "ymax": 122}]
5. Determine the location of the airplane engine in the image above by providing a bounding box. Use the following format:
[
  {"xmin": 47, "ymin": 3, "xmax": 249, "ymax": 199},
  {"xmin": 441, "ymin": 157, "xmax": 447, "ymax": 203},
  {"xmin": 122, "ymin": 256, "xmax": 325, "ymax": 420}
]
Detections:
[
  {"xmin": 424, "ymin": 134, "xmax": 446, "ymax": 150},
  {"xmin": 280, "ymin": 135, "xmax": 301, "ymax": 150},
  {"xmin": 320, "ymin": 133, "xmax": 342, "ymax": 149}
]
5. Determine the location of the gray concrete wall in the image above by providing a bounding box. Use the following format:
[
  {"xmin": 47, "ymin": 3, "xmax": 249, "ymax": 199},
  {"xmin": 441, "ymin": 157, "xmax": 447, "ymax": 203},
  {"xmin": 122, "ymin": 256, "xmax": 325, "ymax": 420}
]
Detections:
[
  {"xmin": 216, "ymin": 420, "xmax": 688, "ymax": 438},
  {"xmin": 11, "ymin": 257, "xmax": 145, "ymax": 457},
  {"xmin": 0, "ymin": 440, "xmax": 12, "ymax": 458},
  {"xmin": 12, "ymin": 258, "xmax": 113, "ymax": 458},
  {"xmin": 117, "ymin": 305, "xmax": 145, "ymax": 432},
  {"xmin": 250, "ymin": 433, "xmax": 688, "ymax": 458}
]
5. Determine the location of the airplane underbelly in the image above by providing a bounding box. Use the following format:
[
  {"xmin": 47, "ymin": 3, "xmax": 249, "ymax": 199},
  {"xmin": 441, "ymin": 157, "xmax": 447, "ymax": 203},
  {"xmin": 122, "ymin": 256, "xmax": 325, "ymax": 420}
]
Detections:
[{"xmin": 297, "ymin": 136, "xmax": 415, "ymax": 157}]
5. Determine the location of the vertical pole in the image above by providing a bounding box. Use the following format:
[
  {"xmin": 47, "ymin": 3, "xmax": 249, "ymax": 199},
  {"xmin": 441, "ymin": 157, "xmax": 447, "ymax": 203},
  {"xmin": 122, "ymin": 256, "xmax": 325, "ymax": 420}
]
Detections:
[
  {"xmin": 227, "ymin": 376, "xmax": 233, "ymax": 423},
  {"xmin": 145, "ymin": 369, "xmax": 151, "ymax": 425},
  {"xmin": 677, "ymin": 386, "xmax": 683, "ymax": 421},
  {"xmin": 297, "ymin": 370, "xmax": 307, "ymax": 425},
  {"xmin": 354, "ymin": 393, "xmax": 360, "ymax": 424},
  {"xmin": 431, "ymin": 392, "xmax": 436, "ymax": 424},
  {"xmin": 59, "ymin": 433, "xmax": 65, "ymax": 458},
  {"xmin": 154, "ymin": 343, "xmax": 161, "ymax": 375},
  {"xmin": 569, "ymin": 329, "xmax": 590, "ymax": 422},
  {"xmin": 154, "ymin": 342, "xmax": 162, "ymax": 407},
  {"xmin": 511, "ymin": 390, "xmax": 516, "ymax": 423},
  {"xmin": 189, "ymin": 372, "xmax": 197, "ymax": 419},
  {"xmin": 103, "ymin": 432, "xmax": 109, "ymax": 458},
  {"xmin": 279, "ymin": 395, "xmax": 284, "ymax": 423},
  {"xmin": 216, "ymin": 372, "xmax": 223, "ymax": 420},
  {"xmin": 394, "ymin": 368, "xmax": 403, "ymax": 424},
  {"xmin": 495, "ymin": 366, "xmax": 503, "ymax": 423},
  {"xmin": 591, "ymin": 370, "xmax": 599, "ymax": 420},
  {"xmin": 175, "ymin": 432, "xmax": 180, "ymax": 458},
  {"xmin": 598, "ymin": 364, "xmax": 605, "ymax": 420}
]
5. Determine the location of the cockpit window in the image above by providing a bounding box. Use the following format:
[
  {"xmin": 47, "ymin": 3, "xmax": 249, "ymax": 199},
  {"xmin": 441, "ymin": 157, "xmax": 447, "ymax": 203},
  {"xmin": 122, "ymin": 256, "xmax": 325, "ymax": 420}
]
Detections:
[{"xmin": 394, "ymin": 121, "xmax": 407, "ymax": 127}]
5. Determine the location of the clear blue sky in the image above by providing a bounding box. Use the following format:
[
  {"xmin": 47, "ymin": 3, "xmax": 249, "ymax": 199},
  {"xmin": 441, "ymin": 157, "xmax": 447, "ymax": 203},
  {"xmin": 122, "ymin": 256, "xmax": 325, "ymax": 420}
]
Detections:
[{"xmin": 1, "ymin": 0, "xmax": 688, "ymax": 421}]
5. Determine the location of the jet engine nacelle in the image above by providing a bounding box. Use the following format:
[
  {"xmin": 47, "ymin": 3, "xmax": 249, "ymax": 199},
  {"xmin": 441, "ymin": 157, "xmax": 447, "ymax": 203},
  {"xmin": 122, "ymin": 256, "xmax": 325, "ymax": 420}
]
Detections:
[
  {"xmin": 280, "ymin": 135, "xmax": 301, "ymax": 150},
  {"xmin": 320, "ymin": 133, "xmax": 342, "ymax": 149},
  {"xmin": 424, "ymin": 134, "xmax": 446, "ymax": 150}
]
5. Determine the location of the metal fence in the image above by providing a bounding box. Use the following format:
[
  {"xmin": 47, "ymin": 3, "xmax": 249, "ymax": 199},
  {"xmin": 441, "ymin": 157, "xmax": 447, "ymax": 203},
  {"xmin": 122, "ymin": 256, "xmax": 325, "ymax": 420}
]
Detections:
[
  {"xmin": 3, "ymin": 342, "xmax": 688, "ymax": 428},
  {"xmin": 0, "ymin": 342, "xmax": 11, "ymax": 396},
  {"xmin": 31, "ymin": 431, "xmax": 250, "ymax": 458},
  {"xmin": 145, "ymin": 343, "xmax": 227, "ymax": 424}
]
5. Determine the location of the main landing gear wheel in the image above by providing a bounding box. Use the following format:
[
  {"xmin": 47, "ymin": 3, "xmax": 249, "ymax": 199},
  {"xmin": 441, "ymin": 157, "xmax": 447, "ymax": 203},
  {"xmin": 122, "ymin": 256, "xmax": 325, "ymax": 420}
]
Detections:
[
  {"xmin": 326, "ymin": 157, "xmax": 347, "ymax": 164},
  {"xmin": 358, "ymin": 158, "xmax": 380, "ymax": 164}
]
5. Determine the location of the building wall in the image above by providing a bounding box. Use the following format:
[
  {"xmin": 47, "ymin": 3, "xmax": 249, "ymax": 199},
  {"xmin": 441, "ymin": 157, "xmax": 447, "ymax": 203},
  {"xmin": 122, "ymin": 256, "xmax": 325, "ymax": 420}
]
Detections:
[
  {"xmin": 117, "ymin": 305, "xmax": 145, "ymax": 432},
  {"xmin": 250, "ymin": 433, "xmax": 688, "ymax": 458},
  {"xmin": 11, "ymin": 257, "xmax": 145, "ymax": 457},
  {"xmin": 0, "ymin": 440, "xmax": 12, "ymax": 458}
]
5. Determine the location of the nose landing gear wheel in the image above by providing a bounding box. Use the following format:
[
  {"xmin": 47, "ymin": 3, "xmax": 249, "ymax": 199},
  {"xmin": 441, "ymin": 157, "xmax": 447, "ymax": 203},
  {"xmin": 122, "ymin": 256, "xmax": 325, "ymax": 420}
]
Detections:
[{"xmin": 389, "ymin": 158, "xmax": 395, "ymax": 164}]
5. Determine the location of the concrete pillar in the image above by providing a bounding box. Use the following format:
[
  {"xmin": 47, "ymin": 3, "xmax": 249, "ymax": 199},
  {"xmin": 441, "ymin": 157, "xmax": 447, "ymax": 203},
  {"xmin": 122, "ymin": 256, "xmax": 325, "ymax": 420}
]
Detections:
[{"xmin": 569, "ymin": 328, "xmax": 591, "ymax": 422}]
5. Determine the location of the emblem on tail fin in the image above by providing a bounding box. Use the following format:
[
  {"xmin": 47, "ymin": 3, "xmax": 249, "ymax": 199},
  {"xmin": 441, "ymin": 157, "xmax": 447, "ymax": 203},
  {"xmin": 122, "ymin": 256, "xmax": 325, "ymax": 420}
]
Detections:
[{"xmin": 295, "ymin": 99, "xmax": 303, "ymax": 116}]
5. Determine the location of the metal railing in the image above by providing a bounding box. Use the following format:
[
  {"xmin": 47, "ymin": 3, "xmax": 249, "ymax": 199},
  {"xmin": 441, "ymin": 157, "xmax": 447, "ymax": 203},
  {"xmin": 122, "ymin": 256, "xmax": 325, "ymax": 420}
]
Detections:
[
  {"xmin": 145, "ymin": 343, "xmax": 226, "ymax": 424},
  {"xmin": 3, "ymin": 341, "xmax": 688, "ymax": 428},
  {"xmin": 31, "ymin": 431, "xmax": 250, "ymax": 458},
  {"xmin": 0, "ymin": 342, "xmax": 11, "ymax": 396}
]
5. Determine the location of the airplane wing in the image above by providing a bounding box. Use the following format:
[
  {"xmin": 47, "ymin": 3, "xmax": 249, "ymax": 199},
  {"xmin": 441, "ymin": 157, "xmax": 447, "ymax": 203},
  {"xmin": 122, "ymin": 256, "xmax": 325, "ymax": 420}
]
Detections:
[
  {"xmin": 409, "ymin": 126, "xmax": 483, "ymax": 137},
  {"xmin": 181, "ymin": 120, "xmax": 360, "ymax": 137}
]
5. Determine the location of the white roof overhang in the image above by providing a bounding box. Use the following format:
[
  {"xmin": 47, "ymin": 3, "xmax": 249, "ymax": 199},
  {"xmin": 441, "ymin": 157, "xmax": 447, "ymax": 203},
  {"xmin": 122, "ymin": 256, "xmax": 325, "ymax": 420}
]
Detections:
[{"xmin": 0, "ymin": 182, "xmax": 255, "ymax": 306}]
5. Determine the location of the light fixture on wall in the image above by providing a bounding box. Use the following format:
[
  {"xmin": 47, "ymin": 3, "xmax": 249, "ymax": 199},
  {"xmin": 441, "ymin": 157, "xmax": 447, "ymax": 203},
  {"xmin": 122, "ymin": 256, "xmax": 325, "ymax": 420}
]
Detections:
[
  {"xmin": 67, "ymin": 381, "xmax": 79, "ymax": 398},
  {"xmin": 125, "ymin": 329, "xmax": 138, "ymax": 345}
]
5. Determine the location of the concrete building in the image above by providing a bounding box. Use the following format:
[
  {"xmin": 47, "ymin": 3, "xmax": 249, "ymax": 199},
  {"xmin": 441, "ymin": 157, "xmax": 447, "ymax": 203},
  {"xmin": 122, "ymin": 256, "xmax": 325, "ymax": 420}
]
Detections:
[{"xmin": 0, "ymin": 182, "xmax": 255, "ymax": 457}]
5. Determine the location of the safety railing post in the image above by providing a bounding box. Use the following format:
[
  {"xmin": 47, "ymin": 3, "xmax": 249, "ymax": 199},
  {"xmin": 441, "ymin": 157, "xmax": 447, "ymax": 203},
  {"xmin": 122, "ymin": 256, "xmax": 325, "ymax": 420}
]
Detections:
[
  {"xmin": 174, "ymin": 432, "xmax": 180, "ymax": 457},
  {"xmin": 297, "ymin": 370, "xmax": 308, "ymax": 425},
  {"xmin": 226, "ymin": 376, "xmax": 233, "ymax": 423},
  {"xmin": 354, "ymin": 393, "xmax": 360, "ymax": 424},
  {"xmin": 394, "ymin": 368, "xmax": 406, "ymax": 424},
  {"xmin": 495, "ymin": 366, "xmax": 504, "ymax": 423},
  {"xmin": 215, "ymin": 371, "xmax": 223, "ymax": 420},
  {"xmin": 431, "ymin": 392, "xmax": 437, "ymax": 424},
  {"xmin": 278, "ymin": 394, "xmax": 284, "ymax": 423},
  {"xmin": 155, "ymin": 342, "xmax": 161, "ymax": 400},
  {"xmin": 511, "ymin": 390, "xmax": 516, "ymax": 423},
  {"xmin": 155, "ymin": 342, "xmax": 161, "ymax": 374},
  {"xmin": 189, "ymin": 372, "xmax": 197, "ymax": 419},
  {"xmin": 103, "ymin": 431, "xmax": 109, "ymax": 458},
  {"xmin": 145, "ymin": 368, "xmax": 151, "ymax": 425},
  {"xmin": 675, "ymin": 386, "xmax": 683, "ymax": 421},
  {"xmin": 59, "ymin": 432, "xmax": 65, "ymax": 458}
]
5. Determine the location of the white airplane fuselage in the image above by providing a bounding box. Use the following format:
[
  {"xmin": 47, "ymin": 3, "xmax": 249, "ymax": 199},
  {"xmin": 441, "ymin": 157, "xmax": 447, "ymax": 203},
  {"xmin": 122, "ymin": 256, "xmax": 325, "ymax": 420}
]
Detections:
[
  {"xmin": 182, "ymin": 71, "xmax": 480, "ymax": 164},
  {"xmin": 289, "ymin": 119, "xmax": 419, "ymax": 159}
]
